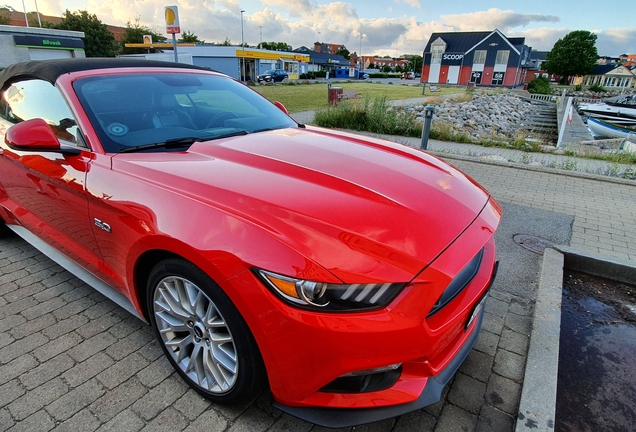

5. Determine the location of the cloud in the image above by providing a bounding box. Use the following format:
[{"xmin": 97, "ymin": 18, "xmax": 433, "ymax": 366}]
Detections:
[
  {"xmin": 440, "ymin": 8, "xmax": 559, "ymax": 32},
  {"xmin": 262, "ymin": 0, "xmax": 314, "ymax": 18},
  {"xmin": 394, "ymin": 0, "xmax": 421, "ymax": 8},
  {"xmin": 508, "ymin": 27, "xmax": 636, "ymax": 56}
]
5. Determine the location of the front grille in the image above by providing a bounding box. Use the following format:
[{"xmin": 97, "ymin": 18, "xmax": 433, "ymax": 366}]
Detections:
[{"xmin": 427, "ymin": 248, "xmax": 484, "ymax": 317}]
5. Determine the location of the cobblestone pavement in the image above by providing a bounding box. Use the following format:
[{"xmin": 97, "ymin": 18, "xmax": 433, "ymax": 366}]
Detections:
[{"xmin": 1, "ymin": 157, "xmax": 634, "ymax": 432}]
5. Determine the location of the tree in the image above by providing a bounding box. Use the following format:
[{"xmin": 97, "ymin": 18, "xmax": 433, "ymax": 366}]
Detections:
[
  {"xmin": 395, "ymin": 64, "xmax": 403, "ymax": 73},
  {"xmin": 120, "ymin": 17, "xmax": 167, "ymax": 55},
  {"xmin": 219, "ymin": 37, "xmax": 233, "ymax": 46},
  {"xmin": 368, "ymin": 62, "xmax": 375, "ymax": 69},
  {"xmin": 178, "ymin": 31, "xmax": 203, "ymax": 44},
  {"xmin": 407, "ymin": 55, "xmax": 423, "ymax": 73},
  {"xmin": 382, "ymin": 65, "xmax": 392, "ymax": 73},
  {"xmin": 543, "ymin": 30, "xmax": 598, "ymax": 80},
  {"xmin": 45, "ymin": 10, "xmax": 118, "ymax": 57},
  {"xmin": 334, "ymin": 48, "xmax": 350, "ymax": 60},
  {"xmin": 260, "ymin": 41, "xmax": 291, "ymax": 51}
]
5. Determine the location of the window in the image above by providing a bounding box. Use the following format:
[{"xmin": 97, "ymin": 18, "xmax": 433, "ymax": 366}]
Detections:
[
  {"xmin": 0, "ymin": 79, "xmax": 79, "ymax": 144},
  {"xmin": 495, "ymin": 50, "xmax": 510, "ymax": 65},
  {"xmin": 431, "ymin": 38, "xmax": 447, "ymax": 64},
  {"xmin": 473, "ymin": 50, "xmax": 486, "ymax": 65}
]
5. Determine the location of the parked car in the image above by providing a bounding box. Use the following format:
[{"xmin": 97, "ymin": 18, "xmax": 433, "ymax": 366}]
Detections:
[
  {"xmin": 256, "ymin": 69, "xmax": 288, "ymax": 83},
  {"xmin": 401, "ymin": 71, "xmax": 415, "ymax": 80},
  {"xmin": 0, "ymin": 58, "xmax": 500, "ymax": 428}
]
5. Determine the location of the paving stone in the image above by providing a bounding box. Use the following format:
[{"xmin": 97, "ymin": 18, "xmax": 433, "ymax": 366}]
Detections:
[
  {"xmin": 434, "ymin": 404, "xmax": 477, "ymax": 432},
  {"xmin": 0, "ymin": 379, "xmax": 25, "ymax": 408},
  {"xmin": 393, "ymin": 409, "xmax": 436, "ymax": 431},
  {"xmin": 476, "ymin": 405, "xmax": 515, "ymax": 432},
  {"xmin": 60, "ymin": 284, "xmax": 94, "ymax": 303},
  {"xmin": 0, "ymin": 297, "xmax": 37, "ymax": 319},
  {"xmin": 95, "ymin": 408, "xmax": 144, "ymax": 432},
  {"xmin": 96, "ymin": 352, "xmax": 149, "ymax": 390},
  {"xmin": 89, "ymin": 378, "xmax": 148, "ymax": 422},
  {"xmin": 486, "ymin": 373, "xmax": 522, "ymax": 416},
  {"xmin": 19, "ymin": 353, "xmax": 75, "ymax": 390},
  {"xmin": 42, "ymin": 314, "xmax": 89, "ymax": 340},
  {"xmin": 76, "ymin": 313, "xmax": 122, "ymax": 339},
  {"xmin": 53, "ymin": 297, "xmax": 97, "ymax": 321},
  {"xmin": 8, "ymin": 409, "xmax": 55, "ymax": 432},
  {"xmin": 62, "ymin": 352, "xmax": 115, "ymax": 388},
  {"xmin": 0, "ymin": 407, "xmax": 15, "ymax": 432},
  {"xmin": 20, "ymin": 297, "xmax": 66, "ymax": 321},
  {"xmin": 0, "ymin": 314, "xmax": 26, "ymax": 333},
  {"xmin": 504, "ymin": 312, "xmax": 532, "ymax": 335},
  {"xmin": 0, "ymin": 354, "xmax": 38, "ymax": 385},
  {"xmin": 173, "ymin": 389, "xmax": 212, "ymax": 421},
  {"xmin": 0, "ymin": 332, "xmax": 48, "ymax": 365},
  {"xmin": 104, "ymin": 329, "xmax": 153, "ymax": 361},
  {"xmin": 481, "ymin": 312, "xmax": 505, "ymax": 335},
  {"xmin": 493, "ymin": 349, "xmax": 526, "ymax": 382},
  {"xmin": 136, "ymin": 356, "xmax": 175, "ymax": 388},
  {"xmin": 139, "ymin": 407, "xmax": 189, "ymax": 432},
  {"xmin": 54, "ymin": 409, "xmax": 101, "ymax": 432},
  {"xmin": 484, "ymin": 296, "xmax": 508, "ymax": 318},
  {"xmin": 107, "ymin": 316, "xmax": 146, "ymax": 339},
  {"xmin": 130, "ymin": 375, "xmax": 188, "ymax": 421},
  {"xmin": 0, "ymin": 332, "xmax": 13, "ymax": 350},
  {"xmin": 266, "ymin": 413, "xmax": 313, "ymax": 432},
  {"xmin": 182, "ymin": 408, "xmax": 228, "ymax": 432},
  {"xmin": 2, "ymin": 282, "xmax": 46, "ymax": 303},
  {"xmin": 68, "ymin": 332, "xmax": 118, "ymax": 363},
  {"xmin": 33, "ymin": 332, "xmax": 84, "ymax": 363},
  {"xmin": 447, "ymin": 373, "xmax": 487, "ymax": 415},
  {"xmin": 508, "ymin": 297, "xmax": 534, "ymax": 316},
  {"xmin": 84, "ymin": 300, "xmax": 119, "ymax": 320},
  {"xmin": 254, "ymin": 390, "xmax": 282, "ymax": 418},
  {"xmin": 226, "ymin": 406, "xmax": 277, "ymax": 432},
  {"xmin": 8, "ymin": 377, "xmax": 68, "ymax": 420},
  {"xmin": 498, "ymin": 328, "xmax": 530, "ymax": 356},
  {"xmin": 138, "ymin": 340, "xmax": 163, "ymax": 362},
  {"xmin": 423, "ymin": 384, "xmax": 450, "ymax": 417},
  {"xmin": 8, "ymin": 313, "xmax": 56, "ymax": 340},
  {"xmin": 45, "ymin": 379, "xmax": 105, "ymax": 421},
  {"xmin": 459, "ymin": 349, "xmax": 494, "ymax": 383},
  {"xmin": 354, "ymin": 418, "xmax": 396, "ymax": 431}
]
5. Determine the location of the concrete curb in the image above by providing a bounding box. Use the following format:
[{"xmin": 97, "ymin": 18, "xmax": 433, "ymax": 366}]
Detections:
[
  {"xmin": 554, "ymin": 245, "xmax": 636, "ymax": 285},
  {"xmin": 432, "ymin": 152, "xmax": 636, "ymax": 187},
  {"xmin": 517, "ymin": 247, "xmax": 636, "ymax": 431},
  {"xmin": 516, "ymin": 248, "xmax": 563, "ymax": 432}
]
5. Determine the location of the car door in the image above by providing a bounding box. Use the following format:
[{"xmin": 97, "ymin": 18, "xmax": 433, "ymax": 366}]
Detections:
[{"xmin": 0, "ymin": 78, "xmax": 103, "ymax": 275}]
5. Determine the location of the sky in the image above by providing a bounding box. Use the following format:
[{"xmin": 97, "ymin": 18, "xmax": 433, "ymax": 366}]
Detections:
[{"xmin": 5, "ymin": 0, "xmax": 636, "ymax": 56}]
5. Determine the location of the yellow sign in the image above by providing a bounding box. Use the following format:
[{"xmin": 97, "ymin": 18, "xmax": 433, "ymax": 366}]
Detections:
[
  {"xmin": 235, "ymin": 49, "xmax": 309, "ymax": 62},
  {"xmin": 165, "ymin": 6, "xmax": 180, "ymax": 34},
  {"xmin": 143, "ymin": 35, "xmax": 152, "ymax": 44}
]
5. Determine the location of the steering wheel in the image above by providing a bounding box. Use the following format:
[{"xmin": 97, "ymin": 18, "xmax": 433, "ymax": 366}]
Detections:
[{"xmin": 206, "ymin": 112, "xmax": 239, "ymax": 128}]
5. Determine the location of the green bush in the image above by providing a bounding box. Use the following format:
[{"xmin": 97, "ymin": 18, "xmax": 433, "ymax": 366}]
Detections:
[
  {"xmin": 588, "ymin": 83, "xmax": 607, "ymax": 93},
  {"xmin": 527, "ymin": 77, "xmax": 551, "ymax": 95},
  {"xmin": 314, "ymin": 97, "xmax": 423, "ymax": 137}
]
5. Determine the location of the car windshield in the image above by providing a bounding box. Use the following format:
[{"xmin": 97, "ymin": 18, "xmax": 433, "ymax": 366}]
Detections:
[
  {"xmin": 73, "ymin": 72, "xmax": 297, "ymax": 153},
  {"xmin": 261, "ymin": 70, "xmax": 275, "ymax": 75}
]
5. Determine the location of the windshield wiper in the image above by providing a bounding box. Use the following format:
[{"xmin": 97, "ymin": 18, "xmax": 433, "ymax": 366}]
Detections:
[
  {"xmin": 119, "ymin": 137, "xmax": 202, "ymax": 153},
  {"xmin": 118, "ymin": 131, "xmax": 249, "ymax": 153}
]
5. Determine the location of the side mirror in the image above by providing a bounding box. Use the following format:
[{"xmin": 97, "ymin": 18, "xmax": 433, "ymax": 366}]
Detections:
[
  {"xmin": 5, "ymin": 118, "xmax": 79, "ymax": 155},
  {"xmin": 273, "ymin": 101, "xmax": 289, "ymax": 115}
]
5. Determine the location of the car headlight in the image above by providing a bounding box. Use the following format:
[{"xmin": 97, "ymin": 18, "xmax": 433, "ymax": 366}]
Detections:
[{"xmin": 256, "ymin": 269, "xmax": 406, "ymax": 311}]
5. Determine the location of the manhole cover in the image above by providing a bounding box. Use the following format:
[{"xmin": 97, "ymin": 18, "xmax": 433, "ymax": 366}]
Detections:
[{"xmin": 513, "ymin": 234, "xmax": 556, "ymax": 254}]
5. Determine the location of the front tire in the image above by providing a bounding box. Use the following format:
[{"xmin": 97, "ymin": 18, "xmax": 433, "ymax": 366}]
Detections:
[{"xmin": 147, "ymin": 258, "xmax": 266, "ymax": 405}]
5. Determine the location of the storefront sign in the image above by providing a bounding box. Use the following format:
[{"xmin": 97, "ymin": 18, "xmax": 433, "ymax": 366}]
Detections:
[
  {"xmin": 165, "ymin": 6, "xmax": 181, "ymax": 34},
  {"xmin": 13, "ymin": 35, "xmax": 84, "ymax": 50}
]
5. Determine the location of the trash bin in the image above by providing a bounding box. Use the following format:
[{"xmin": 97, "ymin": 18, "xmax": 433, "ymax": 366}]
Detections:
[
  {"xmin": 467, "ymin": 82, "xmax": 475, "ymax": 90},
  {"xmin": 328, "ymin": 86, "xmax": 343, "ymax": 105}
]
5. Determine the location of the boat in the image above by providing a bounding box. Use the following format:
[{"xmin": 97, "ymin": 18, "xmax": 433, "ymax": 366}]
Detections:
[
  {"xmin": 578, "ymin": 99, "xmax": 636, "ymax": 126},
  {"xmin": 587, "ymin": 117, "xmax": 636, "ymax": 139}
]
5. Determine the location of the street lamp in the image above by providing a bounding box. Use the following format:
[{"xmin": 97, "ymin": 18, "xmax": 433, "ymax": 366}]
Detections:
[
  {"xmin": 240, "ymin": 10, "xmax": 245, "ymax": 82},
  {"xmin": 359, "ymin": 33, "xmax": 366, "ymax": 72}
]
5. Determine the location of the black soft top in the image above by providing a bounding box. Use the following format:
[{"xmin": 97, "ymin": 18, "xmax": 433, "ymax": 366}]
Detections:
[{"xmin": 0, "ymin": 58, "xmax": 208, "ymax": 91}]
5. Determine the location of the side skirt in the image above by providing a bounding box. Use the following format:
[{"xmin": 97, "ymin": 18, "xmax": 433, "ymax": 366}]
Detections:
[{"xmin": 7, "ymin": 224, "xmax": 147, "ymax": 323}]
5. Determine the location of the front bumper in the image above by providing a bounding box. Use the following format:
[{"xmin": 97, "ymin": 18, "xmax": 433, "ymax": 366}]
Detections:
[
  {"xmin": 274, "ymin": 304, "xmax": 487, "ymax": 428},
  {"xmin": 221, "ymin": 198, "xmax": 500, "ymax": 422}
]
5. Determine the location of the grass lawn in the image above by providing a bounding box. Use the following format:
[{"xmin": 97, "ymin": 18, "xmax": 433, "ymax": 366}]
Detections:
[{"xmin": 251, "ymin": 82, "xmax": 465, "ymax": 113}]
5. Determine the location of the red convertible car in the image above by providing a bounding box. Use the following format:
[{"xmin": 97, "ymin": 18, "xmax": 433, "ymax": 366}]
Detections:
[{"xmin": 0, "ymin": 59, "xmax": 500, "ymax": 427}]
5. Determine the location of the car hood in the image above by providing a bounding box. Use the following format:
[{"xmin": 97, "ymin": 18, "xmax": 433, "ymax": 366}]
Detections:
[{"xmin": 112, "ymin": 128, "xmax": 491, "ymax": 282}]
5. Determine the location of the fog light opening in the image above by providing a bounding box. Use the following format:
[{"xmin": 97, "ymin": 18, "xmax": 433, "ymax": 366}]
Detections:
[{"xmin": 318, "ymin": 364, "xmax": 402, "ymax": 393}]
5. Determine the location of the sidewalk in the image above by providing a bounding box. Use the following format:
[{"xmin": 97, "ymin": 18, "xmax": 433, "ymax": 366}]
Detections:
[{"xmin": 291, "ymin": 107, "xmax": 635, "ymax": 179}]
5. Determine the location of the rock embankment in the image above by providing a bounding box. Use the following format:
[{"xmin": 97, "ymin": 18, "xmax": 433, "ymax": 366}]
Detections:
[{"xmin": 400, "ymin": 93, "xmax": 533, "ymax": 141}]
